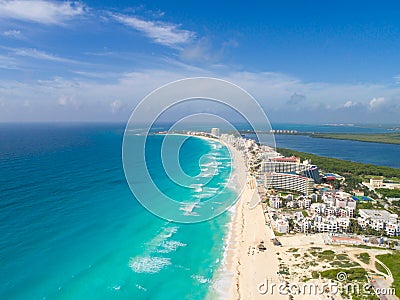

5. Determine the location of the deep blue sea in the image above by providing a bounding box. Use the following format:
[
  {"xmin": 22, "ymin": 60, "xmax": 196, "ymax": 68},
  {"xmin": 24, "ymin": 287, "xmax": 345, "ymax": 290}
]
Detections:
[{"xmin": 0, "ymin": 122, "xmax": 399, "ymax": 300}]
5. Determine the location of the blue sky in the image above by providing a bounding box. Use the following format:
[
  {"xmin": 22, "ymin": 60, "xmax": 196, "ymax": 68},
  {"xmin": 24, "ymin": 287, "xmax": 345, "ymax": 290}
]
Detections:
[{"xmin": 0, "ymin": 0, "xmax": 400, "ymax": 123}]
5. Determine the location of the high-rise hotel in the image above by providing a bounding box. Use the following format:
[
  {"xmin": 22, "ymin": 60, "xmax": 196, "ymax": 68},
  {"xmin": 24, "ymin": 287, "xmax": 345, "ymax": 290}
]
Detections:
[{"xmin": 263, "ymin": 156, "xmax": 319, "ymax": 195}]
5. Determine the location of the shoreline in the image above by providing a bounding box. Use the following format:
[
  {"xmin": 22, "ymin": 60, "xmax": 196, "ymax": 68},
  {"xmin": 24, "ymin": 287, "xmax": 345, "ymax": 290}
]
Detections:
[
  {"xmin": 224, "ymin": 143, "xmax": 285, "ymax": 300},
  {"xmin": 155, "ymin": 133, "xmax": 284, "ymax": 298},
  {"xmin": 206, "ymin": 139, "xmax": 285, "ymax": 300},
  {"xmin": 162, "ymin": 133, "xmax": 248, "ymax": 298}
]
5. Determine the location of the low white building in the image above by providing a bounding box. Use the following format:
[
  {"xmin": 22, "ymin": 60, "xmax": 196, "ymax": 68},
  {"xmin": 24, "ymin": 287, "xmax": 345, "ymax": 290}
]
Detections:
[
  {"xmin": 298, "ymin": 197, "xmax": 311, "ymax": 209},
  {"xmin": 310, "ymin": 203, "xmax": 326, "ymax": 216},
  {"xmin": 314, "ymin": 216, "xmax": 338, "ymax": 233},
  {"xmin": 337, "ymin": 217, "xmax": 350, "ymax": 231},
  {"xmin": 297, "ymin": 219, "xmax": 312, "ymax": 233},
  {"xmin": 275, "ymin": 219, "xmax": 289, "ymax": 233},
  {"xmin": 359, "ymin": 209, "xmax": 398, "ymax": 223},
  {"xmin": 269, "ymin": 195, "xmax": 282, "ymax": 209},
  {"xmin": 385, "ymin": 222, "xmax": 400, "ymax": 236},
  {"xmin": 357, "ymin": 209, "xmax": 399, "ymax": 236}
]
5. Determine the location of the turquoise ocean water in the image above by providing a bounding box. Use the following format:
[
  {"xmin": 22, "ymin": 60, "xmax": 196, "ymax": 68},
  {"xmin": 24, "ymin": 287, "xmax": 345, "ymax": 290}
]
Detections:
[
  {"xmin": 0, "ymin": 124, "xmax": 234, "ymax": 300},
  {"xmin": 1, "ymin": 122, "xmax": 399, "ymax": 300}
]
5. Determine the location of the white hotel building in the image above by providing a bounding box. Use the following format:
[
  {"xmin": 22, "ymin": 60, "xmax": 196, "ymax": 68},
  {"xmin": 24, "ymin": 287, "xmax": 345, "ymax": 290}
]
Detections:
[
  {"xmin": 265, "ymin": 172, "xmax": 314, "ymax": 195},
  {"xmin": 357, "ymin": 209, "xmax": 400, "ymax": 236}
]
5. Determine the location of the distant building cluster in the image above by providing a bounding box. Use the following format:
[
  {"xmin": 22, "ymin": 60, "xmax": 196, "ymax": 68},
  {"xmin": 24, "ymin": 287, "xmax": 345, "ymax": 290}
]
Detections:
[
  {"xmin": 363, "ymin": 178, "xmax": 400, "ymax": 190},
  {"xmin": 220, "ymin": 132, "xmax": 319, "ymax": 196},
  {"xmin": 358, "ymin": 209, "xmax": 400, "ymax": 236},
  {"xmin": 210, "ymin": 127, "xmax": 220, "ymax": 137},
  {"xmin": 267, "ymin": 192, "xmax": 400, "ymax": 236},
  {"xmin": 269, "ymin": 129, "xmax": 298, "ymax": 134},
  {"xmin": 217, "ymin": 129, "xmax": 400, "ymax": 237}
]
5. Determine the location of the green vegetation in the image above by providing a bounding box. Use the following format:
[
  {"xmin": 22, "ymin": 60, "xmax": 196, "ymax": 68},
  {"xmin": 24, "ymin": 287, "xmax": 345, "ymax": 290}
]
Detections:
[
  {"xmin": 277, "ymin": 148, "xmax": 400, "ymax": 179},
  {"xmin": 278, "ymin": 263, "xmax": 290, "ymax": 275},
  {"xmin": 376, "ymin": 188, "xmax": 400, "ymax": 198},
  {"xmin": 273, "ymin": 230, "xmax": 284, "ymax": 236},
  {"xmin": 331, "ymin": 260, "xmax": 360, "ymax": 268},
  {"xmin": 356, "ymin": 202, "xmax": 379, "ymax": 210},
  {"xmin": 347, "ymin": 244, "xmax": 384, "ymax": 250},
  {"xmin": 310, "ymin": 247, "xmax": 322, "ymax": 250},
  {"xmin": 375, "ymin": 261, "xmax": 388, "ymax": 275},
  {"xmin": 287, "ymin": 248, "xmax": 299, "ymax": 252},
  {"xmin": 330, "ymin": 253, "xmax": 360, "ymax": 268},
  {"xmin": 318, "ymin": 249, "xmax": 335, "ymax": 258},
  {"xmin": 318, "ymin": 268, "xmax": 373, "ymax": 299},
  {"xmin": 356, "ymin": 253, "xmax": 371, "ymax": 264},
  {"xmin": 309, "ymin": 132, "xmax": 400, "ymax": 145},
  {"xmin": 319, "ymin": 267, "xmax": 367, "ymax": 281},
  {"xmin": 309, "ymin": 248, "xmax": 360, "ymax": 267},
  {"xmin": 376, "ymin": 252, "xmax": 400, "ymax": 297}
]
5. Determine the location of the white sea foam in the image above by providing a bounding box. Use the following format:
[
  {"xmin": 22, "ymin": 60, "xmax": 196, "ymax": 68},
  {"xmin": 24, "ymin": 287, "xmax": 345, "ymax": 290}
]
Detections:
[
  {"xmin": 129, "ymin": 256, "xmax": 171, "ymax": 274},
  {"xmin": 217, "ymin": 157, "xmax": 231, "ymax": 161},
  {"xmin": 201, "ymin": 161, "xmax": 217, "ymax": 167},
  {"xmin": 157, "ymin": 240, "xmax": 187, "ymax": 253},
  {"xmin": 200, "ymin": 172, "xmax": 214, "ymax": 178},
  {"xmin": 143, "ymin": 226, "xmax": 179, "ymax": 254},
  {"xmin": 191, "ymin": 274, "xmax": 211, "ymax": 284},
  {"xmin": 203, "ymin": 187, "xmax": 219, "ymax": 192},
  {"xmin": 194, "ymin": 193, "xmax": 216, "ymax": 199},
  {"xmin": 182, "ymin": 210, "xmax": 200, "ymax": 216},
  {"xmin": 189, "ymin": 183, "xmax": 203, "ymax": 187},
  {"xmin": 179, "ymin": 202, "xmax": 201, "ymax": 216},
  {"xmin": 135, "ymin": 284, "xmax": 147, "ymax": 291},
  {"xmin": 189, "ymin": 183, "xmax": 204, "ymax": 192}
]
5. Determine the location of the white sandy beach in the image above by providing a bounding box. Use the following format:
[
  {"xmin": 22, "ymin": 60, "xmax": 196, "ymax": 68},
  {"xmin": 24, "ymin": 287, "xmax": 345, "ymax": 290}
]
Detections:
[{"xmin": 220, "ymin": 143, "xmax": 286, "ymax": 300}]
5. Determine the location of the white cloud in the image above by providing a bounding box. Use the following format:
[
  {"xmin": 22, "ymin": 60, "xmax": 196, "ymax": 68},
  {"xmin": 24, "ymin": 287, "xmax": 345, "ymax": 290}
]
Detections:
[
  {"xmin": 111, "ymin": 13, "xmax": 195, "ymax": 47},
  {"xmin": 110, "ymin": 100, "xmax": 122, "ymax": 114},
  {"xmin": 180, "ymin": 38, "xmax": 214, "ymax": 62},
  {"xmin": 0, "ymin": 54, "xmax": 17, "ymax": 69},
  {"xmin": 57, "ymin": 94, "xmax": 80, "ymax": 109},
  {"xmin": 10, "ymin": 47, "xmax": 76, "ymax": 63},
  {"xmin": 3, "ymin": 29, "xmax": 21, "ymax": 38},
  {"xmin": 368, "ymin": 97, "xmax": 385, "ymax": 110},
  {"xmin": 343, "ymin": 100, "xmax": 356, "ymax": 108},
  {"xmin": 58, "ymin": 95, "xmax": 68, "ymax": 106},
  {"xmin": 1, "ymin": 65, "xmax": 400, "ymax": 122},
  {"xmin": 0, "ymin": 0, "xmax": 86, "ymax": 25}
]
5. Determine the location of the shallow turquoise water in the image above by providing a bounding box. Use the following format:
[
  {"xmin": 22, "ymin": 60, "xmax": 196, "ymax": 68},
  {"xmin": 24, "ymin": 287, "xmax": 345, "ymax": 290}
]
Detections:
[{"xmin": 0, "ymin": 124, "xmax": 233, "ymax": 300}]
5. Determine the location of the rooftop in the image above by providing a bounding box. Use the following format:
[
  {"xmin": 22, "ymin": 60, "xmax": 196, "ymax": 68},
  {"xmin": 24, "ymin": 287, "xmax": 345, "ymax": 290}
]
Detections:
[
  {"xmin": 359, "ymin": 209, "xmax": 397, "ymax": 220},
  {"xmin": 271, "ymin": 155, "xmax": 299, "ymax": 163}
]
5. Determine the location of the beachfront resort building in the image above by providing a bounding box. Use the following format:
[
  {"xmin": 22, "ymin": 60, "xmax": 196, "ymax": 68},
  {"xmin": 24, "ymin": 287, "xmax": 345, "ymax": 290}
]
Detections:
[
  {"xmin": 210, "ymin": 128, "xmax": 220, "ymax": 137},
  {"xmin": 269, "ymin": 195, "xmax": 283, "ymax": 209},
  {"xmin": 357, "ymin": 209, "xmax": 400, "ymax": 236},
  {"xmin": 314, "ymin": 216, "xmax": 339, "ymax": 232},
  {"xmin": 362, "ymin": 178, "xmax": 400, "ymax": 191},
  {"xmin": 275, "ymin": 219, "xmax": 289, "ymax": 234},
  {"xmin": 318, "ymin": 191, "xmax": 356, "ymax": 216},
  {"xmin": 265, "ymin": 172, "xmax": 314, "ymax": 195},
  {"xmin": 261, "ymin": 153, "xmax": 319, "ymax": 196},
  {"xmin": 260, "ymin": 160, "xmax": 320, "ymax": 182}
]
